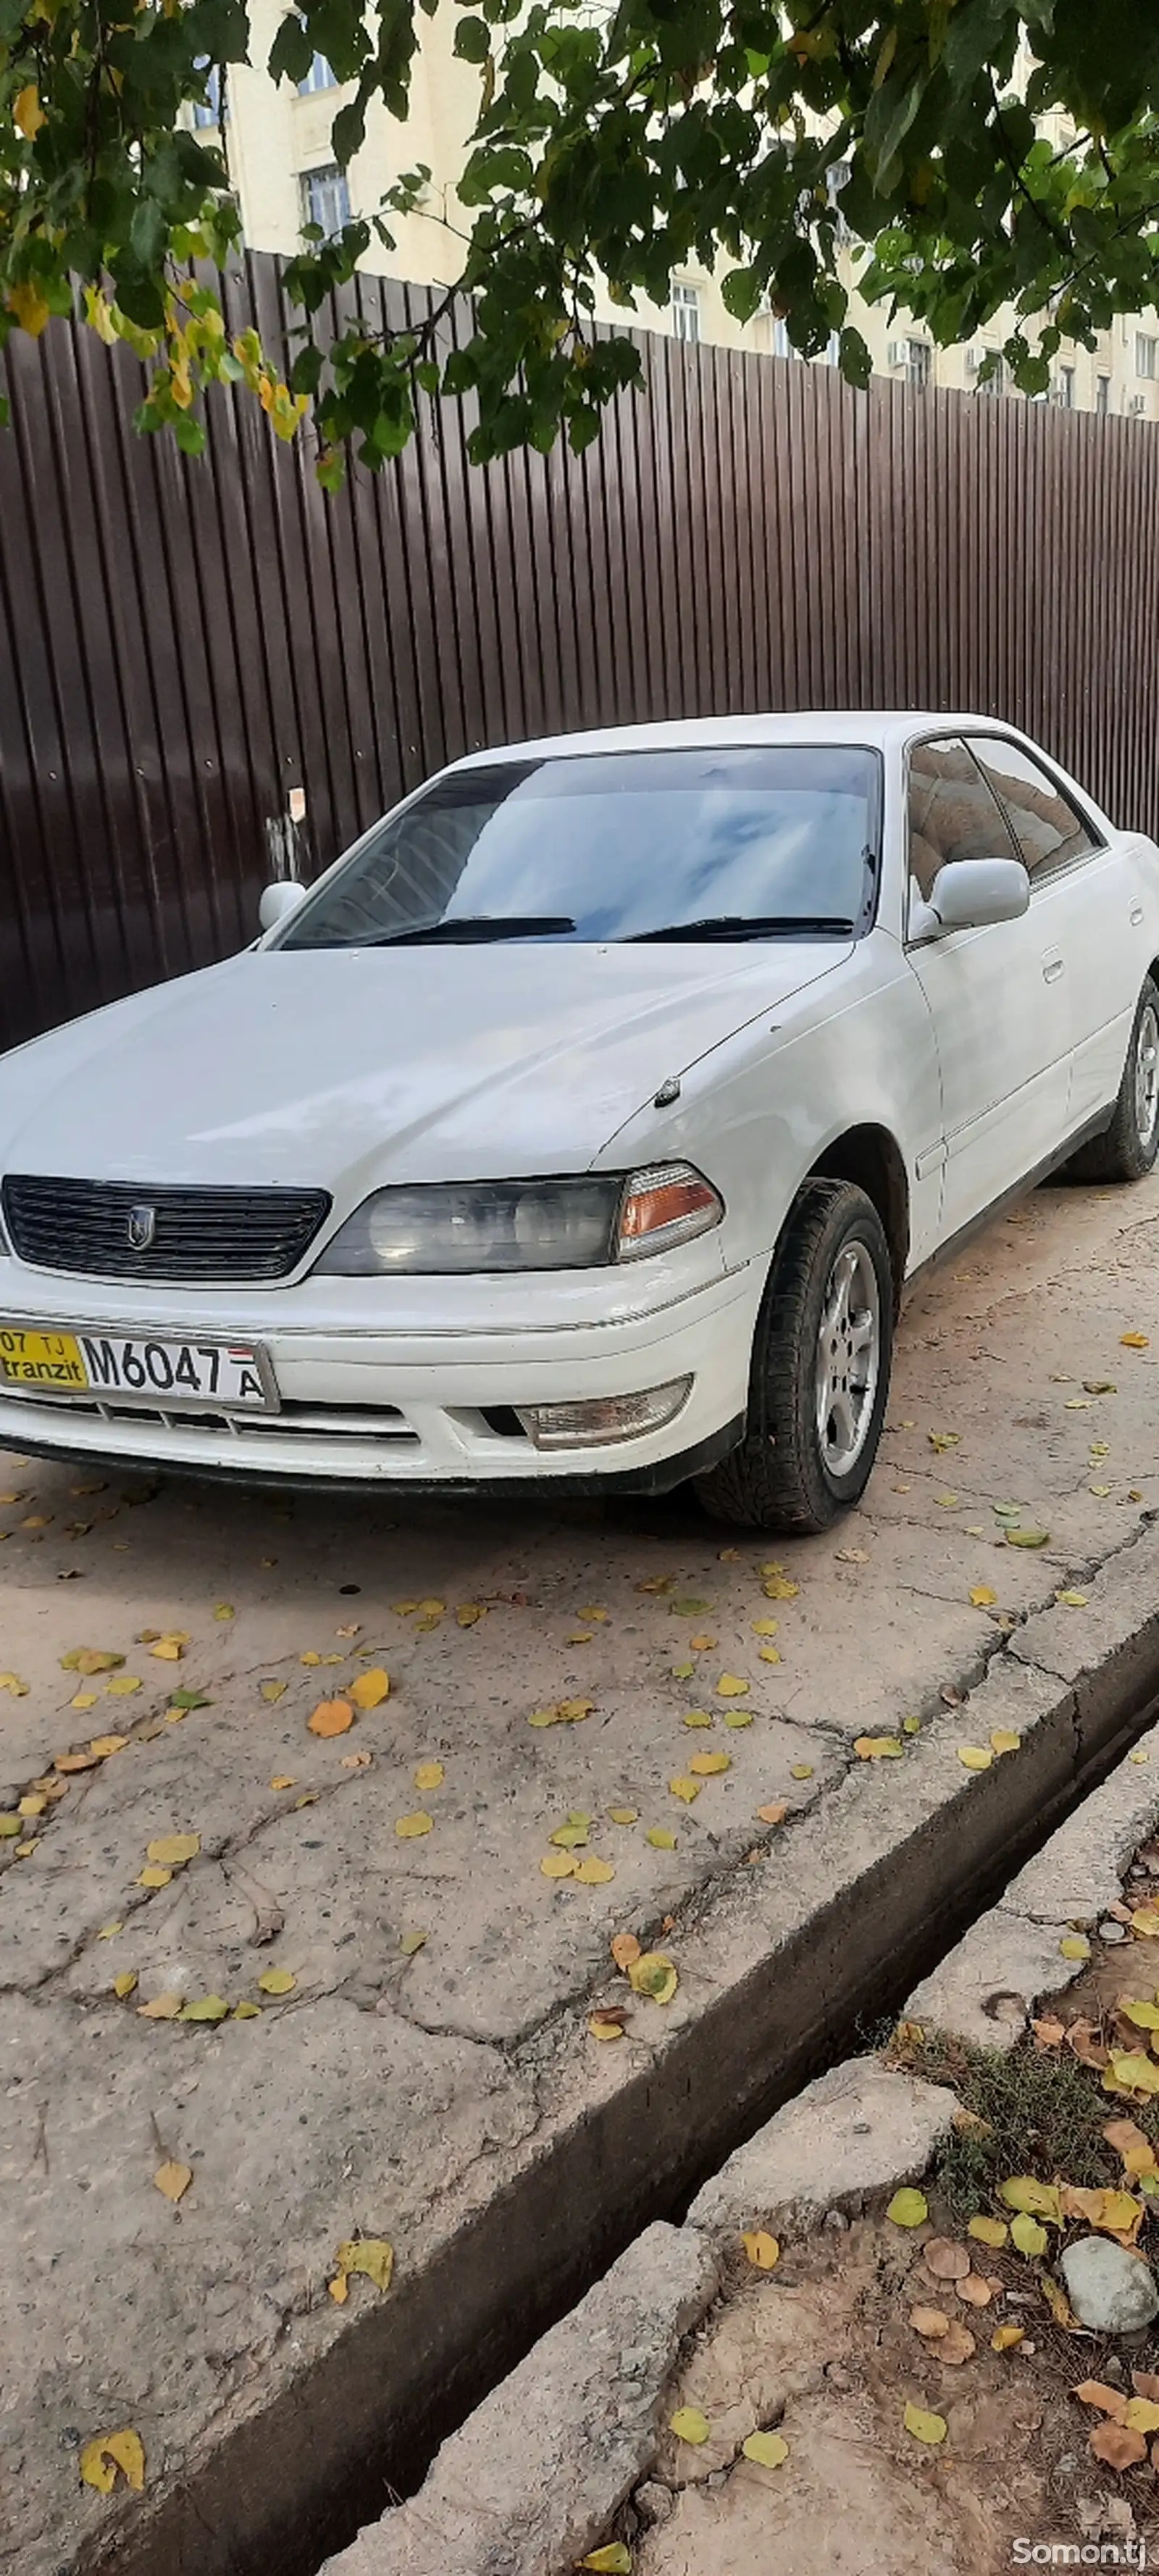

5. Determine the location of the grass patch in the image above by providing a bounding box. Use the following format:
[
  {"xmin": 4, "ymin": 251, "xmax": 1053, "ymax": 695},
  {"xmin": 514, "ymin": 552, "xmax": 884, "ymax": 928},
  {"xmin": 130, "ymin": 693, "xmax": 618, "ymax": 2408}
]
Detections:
[{"xmin": 888, "ymin": 2027, "xmax": 1159, "ymax": 2223}]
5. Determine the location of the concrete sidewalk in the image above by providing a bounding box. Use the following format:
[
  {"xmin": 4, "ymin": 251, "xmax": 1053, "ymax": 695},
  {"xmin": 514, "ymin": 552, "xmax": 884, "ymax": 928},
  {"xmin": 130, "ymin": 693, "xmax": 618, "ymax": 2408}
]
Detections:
[{"xmin": 5, "ymin": 1172, "xmax": 1159, "ymax": 2575}]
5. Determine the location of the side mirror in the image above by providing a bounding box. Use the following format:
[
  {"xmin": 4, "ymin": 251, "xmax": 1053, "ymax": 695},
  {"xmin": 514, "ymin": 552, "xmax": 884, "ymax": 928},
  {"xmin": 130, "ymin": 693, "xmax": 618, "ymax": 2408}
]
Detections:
[
  {"xmin": 259, "ymin": 880, "xmax": 308, "ymax": 933},
  {"xmin": 911, "ymin": 856, "xmax": 1030, "ymax": 943}
]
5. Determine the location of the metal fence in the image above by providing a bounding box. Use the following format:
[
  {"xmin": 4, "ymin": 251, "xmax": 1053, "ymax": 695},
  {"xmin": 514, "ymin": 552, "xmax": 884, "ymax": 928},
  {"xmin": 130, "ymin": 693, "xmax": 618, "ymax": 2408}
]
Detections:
[{"xmin": 4, "ymin": 252, "xmax": 1159, "ymax": 1051}]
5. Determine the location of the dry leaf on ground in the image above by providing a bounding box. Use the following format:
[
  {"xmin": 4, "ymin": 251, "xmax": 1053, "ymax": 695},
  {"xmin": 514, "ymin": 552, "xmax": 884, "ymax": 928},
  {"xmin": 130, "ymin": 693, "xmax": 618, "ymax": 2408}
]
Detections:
[
  {"xmin": 742, "ymin": 2230, "xmax": 779, "ymax": 2269},
  {"xmin": 309, "ymin": 1699, "xmax": 354, "ymax": 1738},
  {"xmin": 350, "ymin": 1668, "xmax": 390, "ymax": 1710},
  {"xmin": 923, "ymin": 2238, "xmax": 971, "ymax": 2280},
  {"xmin": 669, "ymin": 2406, "xmax": 710, "ymax": 2445},
  {"xmin": 79, "ymin": 2430, "xmax": 145, "ymax": 2494},
  {"xmin": 903, "ymin": 2403, "xmax": 947, "ymax": 2445},
  {"xmin": 887, "ymin": 2188, "xmax": 929, "ymax": 2228},
  {"xmin": 154, "ymin": 2159, "xmax": 192, "ymax": 2204}
]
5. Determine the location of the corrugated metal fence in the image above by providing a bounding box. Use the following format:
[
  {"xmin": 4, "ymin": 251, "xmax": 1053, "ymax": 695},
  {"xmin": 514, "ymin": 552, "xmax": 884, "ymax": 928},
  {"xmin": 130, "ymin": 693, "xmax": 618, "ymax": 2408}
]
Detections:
[{"xmin": 3, "ymin": 251, "xmax": 1159, "ymax": 1051}]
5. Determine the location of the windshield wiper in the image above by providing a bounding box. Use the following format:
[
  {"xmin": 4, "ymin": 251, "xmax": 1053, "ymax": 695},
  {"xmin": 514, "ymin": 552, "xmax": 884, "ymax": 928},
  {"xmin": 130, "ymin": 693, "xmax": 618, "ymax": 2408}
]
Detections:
[
  {"xmin": 629, "ymin": 914, "xmax": 856, "ymax": 943},
  {"xmin": 370, "ymin": 914, "xmax": 577, "ymax": 946}
]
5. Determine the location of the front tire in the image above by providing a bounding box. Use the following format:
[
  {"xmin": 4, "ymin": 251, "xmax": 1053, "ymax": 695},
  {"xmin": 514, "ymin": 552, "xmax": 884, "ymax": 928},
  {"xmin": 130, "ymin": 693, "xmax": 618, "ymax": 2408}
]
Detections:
[
  {"xmin": 1064, "ymin": 975, "xmax": 1159, "ymax": 1184},
  {"xmin": 695, "ymin": 1178, "xmax": 894, "ymax": 1535}
]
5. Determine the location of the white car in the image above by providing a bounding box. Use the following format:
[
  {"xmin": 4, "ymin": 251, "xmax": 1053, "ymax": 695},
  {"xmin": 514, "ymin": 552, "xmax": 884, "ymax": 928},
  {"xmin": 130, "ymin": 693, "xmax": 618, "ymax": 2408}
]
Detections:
[{"xmin": 1, "ymin": 712, "xmax": 1156, "ymax": 1533}]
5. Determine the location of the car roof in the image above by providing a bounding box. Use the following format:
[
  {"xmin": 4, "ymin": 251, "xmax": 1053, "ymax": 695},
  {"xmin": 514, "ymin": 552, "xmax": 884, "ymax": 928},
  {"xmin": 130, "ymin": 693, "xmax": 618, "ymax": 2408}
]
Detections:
[{"xmin": 448, "ymin": 711, "xmax": 1029, "ymax": 767}]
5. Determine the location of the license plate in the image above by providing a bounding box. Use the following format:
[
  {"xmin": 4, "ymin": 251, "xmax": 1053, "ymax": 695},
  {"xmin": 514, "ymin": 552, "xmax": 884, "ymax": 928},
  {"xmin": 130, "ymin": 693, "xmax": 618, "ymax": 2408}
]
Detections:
[{"xmin": 0, "ymin": 1323, "xmax": 276, "ymax": 1412}]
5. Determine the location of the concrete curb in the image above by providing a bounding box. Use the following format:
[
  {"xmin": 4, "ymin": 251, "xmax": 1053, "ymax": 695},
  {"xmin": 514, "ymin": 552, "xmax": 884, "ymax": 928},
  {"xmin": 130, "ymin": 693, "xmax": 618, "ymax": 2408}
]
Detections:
[
  {"xmin": 83, "ymin": 1525, "xmax": 1159, "ymax": 2576},
  {"xmin": 905, "ymin": 1712, "xmax": 1159, "ymax": 2048},
  {"xmin": 319, "ymin": 2224, "xmax": 719, "ymax": 2576}
]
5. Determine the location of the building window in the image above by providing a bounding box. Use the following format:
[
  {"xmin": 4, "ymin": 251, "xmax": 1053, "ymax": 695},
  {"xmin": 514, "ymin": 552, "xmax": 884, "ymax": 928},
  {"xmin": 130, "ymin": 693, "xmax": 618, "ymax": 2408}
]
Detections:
[
  {"xmin": 191, "ymin": 60, "xmax": 222, "ymax": 128},
  {"xmin": 1136, "ymin": 333, "xmax": 1157, "ymax": 380},
  {"xmin": 1096, "ymin": 375, "xmax": 1110, "ymax": 417},
  {"xmin": 299, "ymin": 51, "xmax": 338, "ymax": 93},
  {"xmin": 671, "ymin": 281, "xmax": 700, "ymax": 343},
  {"xmin": 890, "ymin": 337, "xmax": 931, "ymax": 389},
  {"xmin": 976, "ymin": 351, "xmax": 1005, "ymax": 396},
  {"xmin": 301, "ymin": 164, "xmax": 351, "ymax": 238},
  {"xmin": 1055, "ymin": 365, "xmax": 1075, "ymax": 409}
]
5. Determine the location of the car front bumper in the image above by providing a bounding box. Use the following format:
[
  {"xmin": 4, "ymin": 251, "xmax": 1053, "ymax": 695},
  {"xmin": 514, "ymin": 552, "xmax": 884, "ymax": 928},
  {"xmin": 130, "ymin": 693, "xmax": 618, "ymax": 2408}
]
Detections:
[{"xmin": 0, "ymin": 1257, "xmax": 760, "ymax": 1490}]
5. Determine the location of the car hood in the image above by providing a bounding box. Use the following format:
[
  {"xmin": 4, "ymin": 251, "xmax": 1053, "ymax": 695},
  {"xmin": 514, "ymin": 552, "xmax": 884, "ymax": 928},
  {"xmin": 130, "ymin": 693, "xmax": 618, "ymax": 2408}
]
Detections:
[{"xmin": 0, "ymin": 941, "xmax": 848, "ymax": 1197}]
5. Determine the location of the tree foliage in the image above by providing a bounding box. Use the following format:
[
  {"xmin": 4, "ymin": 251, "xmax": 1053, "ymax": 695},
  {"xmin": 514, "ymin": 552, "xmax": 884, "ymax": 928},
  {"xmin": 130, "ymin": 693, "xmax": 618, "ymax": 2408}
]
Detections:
[{"xmin": 3, "ymin": 0, "xmax": 1159, "ymax": 474}]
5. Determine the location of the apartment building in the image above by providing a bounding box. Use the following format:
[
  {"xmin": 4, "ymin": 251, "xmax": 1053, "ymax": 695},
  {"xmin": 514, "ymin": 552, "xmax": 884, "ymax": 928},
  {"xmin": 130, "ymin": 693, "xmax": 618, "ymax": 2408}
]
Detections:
[{"xmin": 194, "ymin": 28, "xmax": 1159, "ymax": 420}]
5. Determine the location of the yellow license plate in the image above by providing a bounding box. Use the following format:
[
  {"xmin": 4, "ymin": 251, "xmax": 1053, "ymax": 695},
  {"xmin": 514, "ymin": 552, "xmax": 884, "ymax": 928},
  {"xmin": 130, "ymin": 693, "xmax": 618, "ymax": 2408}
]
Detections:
[{"xmin": 0, "ymin": 1327, "xmax": 88, "ymax": 1390}]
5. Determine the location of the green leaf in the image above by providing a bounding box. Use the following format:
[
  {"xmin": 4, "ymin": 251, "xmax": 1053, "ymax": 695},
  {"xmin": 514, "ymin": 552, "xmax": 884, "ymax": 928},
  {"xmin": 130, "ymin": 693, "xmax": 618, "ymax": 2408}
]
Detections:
[{"xmin": 453, "ymin": 15, "xmax": 491, "ymax": 62}]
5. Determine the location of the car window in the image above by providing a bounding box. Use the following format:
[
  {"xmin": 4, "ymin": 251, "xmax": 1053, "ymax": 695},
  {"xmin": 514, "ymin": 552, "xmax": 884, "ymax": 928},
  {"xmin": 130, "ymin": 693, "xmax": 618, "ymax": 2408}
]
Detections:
[
  {"xmin": 276, "ymin": 746, "xmax": 882, "ymax": 948},
  {"xmin": 964, "ymin": 737, "xmax": 1099, "ymax": 880},
  {"xmin": 907, "ymin": 737, "xmax": 1020, "ymax": 904}
]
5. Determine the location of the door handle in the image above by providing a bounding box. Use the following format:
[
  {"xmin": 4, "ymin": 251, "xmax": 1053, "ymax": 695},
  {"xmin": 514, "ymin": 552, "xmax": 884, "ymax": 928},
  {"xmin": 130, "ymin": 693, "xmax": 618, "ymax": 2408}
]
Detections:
[
  {"xmin": 1131, "ymin": 904, "xmax": 1145, "ymax": 927},
  {"xmin": 1042, "ymin": 953, "xmax": 1065, "ymax": 984}
]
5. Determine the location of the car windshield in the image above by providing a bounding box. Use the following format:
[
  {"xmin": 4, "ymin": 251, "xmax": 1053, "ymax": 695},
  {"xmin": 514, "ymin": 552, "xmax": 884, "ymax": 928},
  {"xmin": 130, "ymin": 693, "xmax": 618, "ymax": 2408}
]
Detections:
[{"xmin": 277, "ymin": 746, "xmax": 880, "ymax": 949}]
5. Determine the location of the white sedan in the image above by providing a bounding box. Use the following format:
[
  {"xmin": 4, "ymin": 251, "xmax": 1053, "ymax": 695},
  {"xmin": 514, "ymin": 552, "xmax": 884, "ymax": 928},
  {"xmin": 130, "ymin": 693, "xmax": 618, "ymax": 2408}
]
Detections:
[{"xmin": 1, "ymin": 712, "xmax": 1156, "ymax": 1533}]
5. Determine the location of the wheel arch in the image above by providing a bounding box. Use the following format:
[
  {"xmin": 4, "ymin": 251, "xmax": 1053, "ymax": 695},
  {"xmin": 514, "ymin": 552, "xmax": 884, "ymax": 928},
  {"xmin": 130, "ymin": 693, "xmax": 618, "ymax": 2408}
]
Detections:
[{"xmin": 806, "ymin": 1123, "xmax": 909, "ymax": 1301}]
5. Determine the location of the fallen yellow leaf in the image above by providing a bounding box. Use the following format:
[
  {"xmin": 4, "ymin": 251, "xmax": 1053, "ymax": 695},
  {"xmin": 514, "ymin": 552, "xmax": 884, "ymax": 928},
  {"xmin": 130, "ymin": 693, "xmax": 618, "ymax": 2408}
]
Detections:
[
  {"xmin": 608, "ymin": 1808, "xmax": 637, "ymax": 1825},
  {"xmin": 136, "ymin": 1991, "xmax": 183, "ymax": 2019},
  {"xmin": 588, "ymin": 2012, "xmax": 627, "ymax": 2042},
  {"xmin": 580, "ymin": 2546, "xmax": 632, "ymax": 2574},
  {"xmin": 967, "ymin": 2214, "xmax": 1008, "ymax": 2248},
  {"xmin": 1059, "ymin": 1934, "xmax": 1090, "ymax": 1961},
  {"xmin": 528, "ymin": 1698, "xmax": 594, "ymax": 1727},
  {"xmin": 853, "ymin": 1735, "xmax": 903, "ymax": 1759},
  {"xmin": 690, "ymin": 1751, "xmax": 730, "ymax": 1776},
  {"xmin": 154, "ymin": 2159, "xmax": 192, "ymax": 2204},
  {"xmin": 669, "ymin": 1775, "xmax": 701, "ymax": 1803},
  {"xmin": 756, "ymin": 1801, "xmax": 788, "ymax": 1825},
  {"xmin": 574, "ymin": 1854, "xmax": 616, "ymax": 1884},
  {"xmin": 261, "ymin": 1680, "xmax": 287, "ymax": 1703},
  {"xmin": 887, "ymin": 2187, "xmax": 928, "ymax": 2228},
  {"xmin": 903, "ymin": 2403, "xmax": 946, "ymax": 2446},
  {"xmin": 233, "ymin": 2000, "xmax": 262, "ymax": 2018},
  {"xmin": 180, "ymin": 1996, "xmax": 229, "ymax": 2023},
  {"xmin": 350, "ymin": 1668, "xmax": 390, "ymax": 1710},
  {"xmin": 396, "ymin": 1811, "xmax": 433, "ymax": 1838},
  {"xmin": 790, "ymin": 1763, "xmax": 813, "ymax": 1780},
  {"xmin": 1121, "ymin": 1333, "xmax": 1150, "ymax": 1349},
  {"xmin": 991, "ymin": 1730, "xmax": 1021, "ymax": 1756},
  {"xmin": 751, "ymin": 1618, "xmax": 779, "ymax": 1638},
  {"xmin": 138, "ymin": 1865, "xmax": 172, "ymax": 1888},
  {"xmin": 629, "ymin": 1951, "xmax": 679, "ymax": 2003},
  {"xmin": 969, "ymin": 1585, "xmax": 997, "ymax": 1609},
  {"xmin": 105, "ymin": 1676, "xmax": 141, "ymax": 1697},
  {"xmin": 541, "ymin": 1850, "xmax": 577, "ymax": 1877},
  {"xmin": 682, "ymin": 1710, "xmax": 714, "ymax": 1728},
  {"xmin": 270, "ymin": 1775, "xmax": 296, "ymax": 1791},
  {"xmin": 645, "ymin": 1825, "xmax": 677, "ymax": 1849},
  {"xmin": 957, "ymin": 1746, "xmax": 992, "ymax": 1771},
  {"xmin": 414, "ymin": 1760, "xmax": 444, "ymax": 1791},
  {"xmin": 328, "ymin": 2272, "xmax": 348, "ymax": 2303},
  {"xmin": 669, "ymin": 2406, "xmax": 710, "ymax": 2445},
  {"xmin": 257, "ymin": 1967, "xmax": 296, "ymax": 1995},
  {"xmin": 335, "ymin": 2236, "xmax": 393, "ymax": 2291},
  {"xmin": 992, "ymin": 2323, "xmax": 1024, "ymax": 2351},
  {"xmin": 742, "ymin": 2429, "xmax": 789, "ymax": 2469},
  {"xmin": 716, "ymin": 1675, "xmax": 750, "ymax": 1698},
  {"xmin": 88, "ymin": 1734, "xmax": 129, "ymax": 1759},
  {"xmin": 1010, "ymin": 2211, "xmax": 1048, "ymax": 2256},
  {"xmin": 79, "ymin": 2429, "xmax": 146, "ymax": 2494},
  {"xmin": 146, "ymin": 1833, "xmax": 200, "ymax": 1868},
  {"xmin": 112, "ymin": 1970, "xmax": 138, "ymax": 2000},
  {"xmin": 742, "ymin": 2230, "xmax": 779, "ymax": 2269}
]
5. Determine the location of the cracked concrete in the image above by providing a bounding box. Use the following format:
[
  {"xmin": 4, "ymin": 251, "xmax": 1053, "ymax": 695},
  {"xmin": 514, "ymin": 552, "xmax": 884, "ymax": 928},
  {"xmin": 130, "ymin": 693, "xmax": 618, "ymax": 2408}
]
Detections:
[{"xmin": 7, "ymin": 1177, "xmax": 1159, "ymax": 2573}]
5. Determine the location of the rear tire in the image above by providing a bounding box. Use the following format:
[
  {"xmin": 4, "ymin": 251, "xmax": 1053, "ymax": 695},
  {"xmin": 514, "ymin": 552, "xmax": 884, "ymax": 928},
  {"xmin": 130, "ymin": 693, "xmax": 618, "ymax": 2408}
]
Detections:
[
  {"xmin": 694, "ymin": 1178, "xmax": 894, "ymax": 1535},
  {"xmin": 1064, "ymin": 975, "xmax": 1159, "ymax": 1184}
]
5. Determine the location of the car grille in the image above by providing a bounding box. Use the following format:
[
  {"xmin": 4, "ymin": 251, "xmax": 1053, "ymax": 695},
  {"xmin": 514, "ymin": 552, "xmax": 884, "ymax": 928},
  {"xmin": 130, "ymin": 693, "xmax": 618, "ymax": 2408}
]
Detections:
[{"xmin": 1, "ymin": 1176, "xmax": 332, "ymax": 1283}]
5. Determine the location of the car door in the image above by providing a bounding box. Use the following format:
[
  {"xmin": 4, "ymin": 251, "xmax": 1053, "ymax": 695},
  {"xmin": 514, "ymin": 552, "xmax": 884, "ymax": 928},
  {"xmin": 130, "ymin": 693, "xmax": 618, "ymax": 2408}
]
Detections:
[
  {"xmin": 965, "ymin": 733, "xmax": 1145, "ymax": 1131},
  {"xmin": 904, "ymin": 735, "xmax": 1071, "ymax": 1241}
]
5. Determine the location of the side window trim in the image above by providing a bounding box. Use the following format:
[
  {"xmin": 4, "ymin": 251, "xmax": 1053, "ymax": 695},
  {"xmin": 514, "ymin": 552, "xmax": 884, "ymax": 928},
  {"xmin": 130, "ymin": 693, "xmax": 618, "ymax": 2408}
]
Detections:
[{"xmin": 964, "ymin": 733, "xmax": 1106, "ymax": 883}]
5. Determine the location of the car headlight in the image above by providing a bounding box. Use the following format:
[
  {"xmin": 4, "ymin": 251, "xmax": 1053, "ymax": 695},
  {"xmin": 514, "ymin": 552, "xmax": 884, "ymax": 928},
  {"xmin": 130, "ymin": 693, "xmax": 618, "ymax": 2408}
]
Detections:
[{"xmin": 313, "ymin": 1163, "xmax": 723, "ymax": 1275}]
